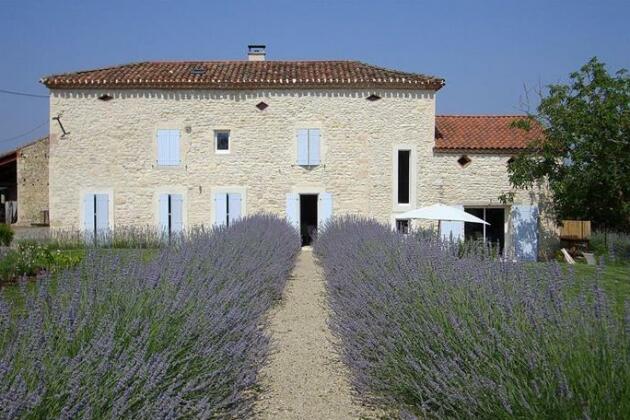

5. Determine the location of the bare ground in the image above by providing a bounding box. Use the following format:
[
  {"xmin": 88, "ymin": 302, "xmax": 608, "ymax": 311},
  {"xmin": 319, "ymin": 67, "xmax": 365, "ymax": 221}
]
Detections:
[{"xmin": 254, "ymin": 248, "xmax": 380, "ymax": 419}]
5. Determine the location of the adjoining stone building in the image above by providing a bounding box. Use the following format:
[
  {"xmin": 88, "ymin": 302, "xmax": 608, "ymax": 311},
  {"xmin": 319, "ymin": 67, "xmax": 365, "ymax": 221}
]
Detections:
[
  {"xmin": 40, "ymin": 46, "xmax": 546, "ymax": 259},
  {"xmin": 0, "ymin": 136, "xmax": 49, "ymax": 226}
]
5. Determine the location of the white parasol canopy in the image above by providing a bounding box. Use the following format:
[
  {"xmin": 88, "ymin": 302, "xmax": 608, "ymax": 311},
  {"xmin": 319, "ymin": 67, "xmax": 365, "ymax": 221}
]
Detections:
[{"xmin": 396, "ymin": 203, "xmax": 489, "ymax": 225}]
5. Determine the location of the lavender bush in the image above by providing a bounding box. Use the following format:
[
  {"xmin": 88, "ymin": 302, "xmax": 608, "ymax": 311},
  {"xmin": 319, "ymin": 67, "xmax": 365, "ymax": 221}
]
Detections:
[
  {"xmin": 315, "ymin": 216, "xmax": 630, "ymax": 418},
  {"xmin": 0, "ymin": 214, "xmax": 300, "ymax": 418},
  {"xmin": 590, "ymin": 230, "xmax": 630, "ymax": 264}
]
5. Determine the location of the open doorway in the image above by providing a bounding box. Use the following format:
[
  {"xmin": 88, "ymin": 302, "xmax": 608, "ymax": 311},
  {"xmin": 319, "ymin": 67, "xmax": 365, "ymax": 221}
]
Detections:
[{"xmin": 300, "ymin": 194, "xmax": 318, "ymax": 246}]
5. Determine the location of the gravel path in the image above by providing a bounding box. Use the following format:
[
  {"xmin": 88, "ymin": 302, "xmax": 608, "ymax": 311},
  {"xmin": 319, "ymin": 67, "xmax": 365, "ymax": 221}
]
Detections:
[{"xmin": 254, "ymin": 248, "xmax": 377, "ymax": 419}]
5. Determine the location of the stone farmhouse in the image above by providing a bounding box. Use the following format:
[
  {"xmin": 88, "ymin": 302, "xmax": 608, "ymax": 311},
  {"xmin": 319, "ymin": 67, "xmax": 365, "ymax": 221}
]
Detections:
[{"xmin": 40, "ymin": 46, "xmax": 545, "ymax": 259}]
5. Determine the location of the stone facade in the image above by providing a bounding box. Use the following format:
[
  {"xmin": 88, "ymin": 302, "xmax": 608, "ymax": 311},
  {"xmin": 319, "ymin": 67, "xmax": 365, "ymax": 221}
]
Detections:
[
  {"xmin": 16, "ymin": 137, "xmax": 49, "ymax": 226},
  {"xmin": 48, "ymin": 88, "xmax": 542, "ymax": 254}
]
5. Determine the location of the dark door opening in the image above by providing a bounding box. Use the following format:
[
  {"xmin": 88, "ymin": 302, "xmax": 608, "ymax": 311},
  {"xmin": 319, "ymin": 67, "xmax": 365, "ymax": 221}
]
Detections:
[
  {"xmin": 300, "ymin": 194, "xmax": 318, "ymax": 246},
  {"xmin": 464, "ymin": 207, "xmax": 505, "ymax": 254}
]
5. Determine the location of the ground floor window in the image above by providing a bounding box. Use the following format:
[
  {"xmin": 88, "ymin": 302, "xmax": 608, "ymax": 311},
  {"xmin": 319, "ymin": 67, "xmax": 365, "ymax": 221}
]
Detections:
[
  {"xmin": 83, "ymin": 193, "xmax": 109, "ymax": 236},
  {"xmin": 213, "ymin": 192, "xmax": 242, "ymax": 226},
  {"xmin": 396, "ymin": 219, "xmax": 410, "ymax": 234},
  {"xmin": 464, "ymin": 207, "xmax": 505, "ymax": 253},
  {"xmin": 159, "ymin": 194, "xmax": 183, "ymax": 235}
]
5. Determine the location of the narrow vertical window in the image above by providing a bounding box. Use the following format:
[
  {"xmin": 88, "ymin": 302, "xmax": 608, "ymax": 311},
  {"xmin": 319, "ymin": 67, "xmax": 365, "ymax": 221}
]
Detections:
[{"xmin": 397, "ymin": 150, "xmax": 410, "ymax": 204}]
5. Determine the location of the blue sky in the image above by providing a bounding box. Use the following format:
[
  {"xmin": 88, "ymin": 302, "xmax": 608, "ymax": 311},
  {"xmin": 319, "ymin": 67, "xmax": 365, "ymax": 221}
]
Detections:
[{"xmin": 0, "ymin": 0, "xmax": 628, "ymax": 154}]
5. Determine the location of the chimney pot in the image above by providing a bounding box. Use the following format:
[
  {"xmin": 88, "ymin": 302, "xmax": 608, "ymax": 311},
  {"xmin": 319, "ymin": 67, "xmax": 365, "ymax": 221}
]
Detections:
[{"xmin": 248, "ymin": 44, "xmax": 266, "ymax": 61}]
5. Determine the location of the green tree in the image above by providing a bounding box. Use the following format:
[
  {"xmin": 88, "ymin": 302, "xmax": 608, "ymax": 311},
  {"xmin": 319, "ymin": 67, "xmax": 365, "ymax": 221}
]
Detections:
[{"xmin": 505, "ymin": 57, "xmax": 630, "ymax": 230}]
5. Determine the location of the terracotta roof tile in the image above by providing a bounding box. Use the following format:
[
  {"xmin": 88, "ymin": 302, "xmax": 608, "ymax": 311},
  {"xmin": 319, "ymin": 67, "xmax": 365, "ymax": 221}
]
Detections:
[
  {"xmin": 41, "ymin": 61, "xmax": 444, "ymax": 90},
  {"xmin": 434, "ymin": 115, "xmax": 544, "ymax": 151}
]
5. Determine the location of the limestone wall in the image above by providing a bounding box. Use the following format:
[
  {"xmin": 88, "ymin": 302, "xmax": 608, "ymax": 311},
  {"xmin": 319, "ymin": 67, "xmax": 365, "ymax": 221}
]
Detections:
[{"xmin": 16, "ymin": 137, "xmax": 49, "ymax": 226}]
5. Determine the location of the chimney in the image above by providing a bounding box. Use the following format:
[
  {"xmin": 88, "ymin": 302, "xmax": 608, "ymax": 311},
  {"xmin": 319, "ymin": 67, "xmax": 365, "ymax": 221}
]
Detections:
[{"xmin": 248, "ymin": 45, "xmax": 266, "ymax": 61}]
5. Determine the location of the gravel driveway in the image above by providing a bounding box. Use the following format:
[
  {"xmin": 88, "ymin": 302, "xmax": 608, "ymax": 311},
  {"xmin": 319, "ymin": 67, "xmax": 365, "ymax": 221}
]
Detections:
[{"xmin": 254, "ymin": 248, "xmax": 378, "ymax": 419}]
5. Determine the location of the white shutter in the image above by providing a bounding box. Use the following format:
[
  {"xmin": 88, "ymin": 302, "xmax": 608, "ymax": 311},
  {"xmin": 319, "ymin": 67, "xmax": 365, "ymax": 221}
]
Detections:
[
  {"xmin": 228, "ymin": 193, "xmax": 242, "ymax": 225},
  {"xmin": 214, "ymin": 193, "xmax": 228, "ymax": 226},
  {"xmin": 286, "ymin": 193, "xmax": 300, "ymax": 230},
  {"xmin": 318, "ymin": 192, "xmax": 332, "ymax": 228},
  {"xmin": 83, "ymin": 194, "xmax": 95, "ymax": 233},
  {"xmin": 512, "ymin": 205, "xmax": 539, "ymax": 261},
  {"xmin": 157, "ymin": 130, "xmax": 170, "ymax": 165},
  {"xmin": 297, "ymin": 129, "xmax": 309, "ymax": 165},
  {"xmin": 440, "ymin": 205, "xmax": 465, "ymax": 242},
  {"xmin": 159, "ymin": 194, "xmax": 170, "ymax": 232},
  {"xmin": 95, "ymin": 194, "xmax": 109, "ymax": 233},
  {"xmin": 170, "ymin": 130, "xmax": 180, "ymax": 165},
  {"xmin": 308, "ymin": 129, "xmax": 321, "ymax": 165},
  {"xmin": 170, "ymin": 194, "xmax": 183, "ymax": 233}
]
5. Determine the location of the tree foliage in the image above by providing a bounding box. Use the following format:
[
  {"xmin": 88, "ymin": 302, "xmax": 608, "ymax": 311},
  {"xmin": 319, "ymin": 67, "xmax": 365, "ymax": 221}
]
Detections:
[{"xmin": 506, "ymin": 57, "xmax": 630, "ymax": 230}]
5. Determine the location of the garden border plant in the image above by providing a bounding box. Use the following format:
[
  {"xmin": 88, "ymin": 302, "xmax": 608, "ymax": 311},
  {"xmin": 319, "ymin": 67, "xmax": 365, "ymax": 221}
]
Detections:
[
  {"xmin": 315, "ymin": 216, "xmax": 630, "ymax": 418},
  {"xmin": 0, "ymin": 214, "xmax": 300, "ymax": 418}
]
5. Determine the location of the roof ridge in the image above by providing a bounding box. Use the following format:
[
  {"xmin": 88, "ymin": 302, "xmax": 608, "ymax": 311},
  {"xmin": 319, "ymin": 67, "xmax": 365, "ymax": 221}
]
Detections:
[
  {"xmin": 40, "ymin": 60, "xmax": 445, "ymax": 90},
  {"xmin": 41, "ymin": 61, "xmax": 150, "ymax": 81},
  {"xmin": 436, "ymin": 114, "xmax": 532, "ymax": 118},
  {"xmin": 357, "ymin": 61, "xmax": 441, "ymax": 80}
]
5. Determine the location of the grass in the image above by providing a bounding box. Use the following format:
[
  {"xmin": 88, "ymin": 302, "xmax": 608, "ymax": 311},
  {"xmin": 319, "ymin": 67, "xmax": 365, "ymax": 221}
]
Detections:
[
  {"xmin": 0, "ymin": 248, "xmax": 158, "ymax": 313},
  {"xmin": 570, "ymin": 263, "xmax": 630, "ymax": 313}
]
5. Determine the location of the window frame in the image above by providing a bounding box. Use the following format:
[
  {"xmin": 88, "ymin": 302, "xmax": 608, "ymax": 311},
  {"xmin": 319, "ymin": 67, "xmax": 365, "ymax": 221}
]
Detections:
[{"xmin": 214, "ymin": 130, "xmax": 231, "ymax": 154}]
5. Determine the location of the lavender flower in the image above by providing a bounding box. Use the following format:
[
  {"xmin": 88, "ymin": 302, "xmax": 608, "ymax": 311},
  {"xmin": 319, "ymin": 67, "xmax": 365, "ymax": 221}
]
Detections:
[
  {"xmin": 315, "ymin": 216, "xmax": 630, "ymax": 418},
  {"xmin": 0, "ymin": 214, "xmax": 300, "ymax": 418}
]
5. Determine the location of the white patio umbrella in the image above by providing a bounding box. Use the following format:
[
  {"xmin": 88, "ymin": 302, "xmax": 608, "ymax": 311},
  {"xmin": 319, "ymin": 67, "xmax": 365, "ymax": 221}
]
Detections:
[{"xmin": 396, "ymin": 203, "xmax": 489, "ymax": 225}]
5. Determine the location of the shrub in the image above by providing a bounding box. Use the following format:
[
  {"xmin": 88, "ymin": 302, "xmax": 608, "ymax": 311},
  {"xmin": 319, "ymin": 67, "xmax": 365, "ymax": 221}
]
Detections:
[
  {"xmin": 0, "ymin": 214, "xmax": 300, "ymax": 417},
  {"xmin": 0, "ymin": 224, "xmax": 13, "ymax": 246},
  {"xmin": 0, "ymin": 242, "xmax": 84, "ymax": 282},
  {"xmin": 315, "ymin": 216, "xmax": 630, "ymax": 418},
  {"xmin": 590, "ymin": 230, "xmax": 630, "ymax": 264}
]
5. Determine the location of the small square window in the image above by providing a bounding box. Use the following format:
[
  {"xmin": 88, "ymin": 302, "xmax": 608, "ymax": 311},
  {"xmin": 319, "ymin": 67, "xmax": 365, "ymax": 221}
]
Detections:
[
  {"xmin": 396, "ymin": 219, "xmax": 410, "ymax": 234},
  {"xmin": 215, "ymin": 131, "xmax": 230, "ymax": 154}
]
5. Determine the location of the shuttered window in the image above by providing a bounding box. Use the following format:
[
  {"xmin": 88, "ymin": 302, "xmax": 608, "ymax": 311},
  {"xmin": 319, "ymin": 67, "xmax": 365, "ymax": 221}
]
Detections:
[
  {"xmin": 297, "ymin": 129, "xmax": 321, "ymax": 166},
  {"xmin": 213, "ymin": 192, "xmax": 242, "ymax": 226},
  {"xmin": 83, "ymin": 193, "xmax": 110, "ymax": 237},
  {"xmin": 159, "ymin": 193, "xmax": 184, "ymax": 235},
  {"xmin": 157, "ymin": 129, "xmax": 181, "ymax": 166}
]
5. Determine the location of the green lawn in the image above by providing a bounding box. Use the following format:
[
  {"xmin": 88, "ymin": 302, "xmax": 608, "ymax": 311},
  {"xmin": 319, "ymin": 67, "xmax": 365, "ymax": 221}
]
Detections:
[
  {"xmin": 1, "ymin": 248, "xmax": 158, "ymax": 309},
  {"xmin": 570, "ymin": 263, "xmax": 630, "ymax": 313}
]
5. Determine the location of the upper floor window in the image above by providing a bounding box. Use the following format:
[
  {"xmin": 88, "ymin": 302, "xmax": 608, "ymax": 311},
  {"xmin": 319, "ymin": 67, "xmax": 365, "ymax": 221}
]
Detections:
[
  {"xmin": 215, "ymin": 130, "xmax": 230, "ymax": 154},
  {"xmin": 297, "ymin": 128, "xmax": 320, "ymax": 166},
  {"xmin": 157, "ymin": 129, "xmax": 181, "ymax": 166},
  {"xmin": 397, "ymin": 150, "xmax": 410, "ymax": 204}
]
